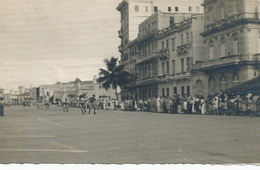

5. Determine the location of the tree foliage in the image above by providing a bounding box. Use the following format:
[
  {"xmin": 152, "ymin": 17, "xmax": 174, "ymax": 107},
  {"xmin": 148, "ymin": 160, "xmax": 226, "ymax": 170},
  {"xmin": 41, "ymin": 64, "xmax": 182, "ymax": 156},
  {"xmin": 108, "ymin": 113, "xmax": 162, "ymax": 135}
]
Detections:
[{"xmin": 97, "ymin": 57, "xmax": 133, "ymax": 100}]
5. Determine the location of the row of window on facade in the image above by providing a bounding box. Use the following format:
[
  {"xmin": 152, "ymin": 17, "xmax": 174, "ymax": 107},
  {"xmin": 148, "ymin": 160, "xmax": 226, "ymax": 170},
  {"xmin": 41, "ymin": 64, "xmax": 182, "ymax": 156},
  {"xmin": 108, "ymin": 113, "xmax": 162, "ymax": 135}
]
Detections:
[
  {"xmin": 134, "ymin": 5, "xmax": 200, "ymax": 13},
  {"xmin": 161, "ymin": 58, "xmax": 191, "ymax": 75},
  {"xmin": 139, "ymin": 20, "xmax": 157, "ymax": 38},
  {"xmin": 161, "ymin": 32, "xmax": 190, "ymax": 51},
  {"xmin": 139, "ymin": 16, "xmax": 175, "ymax": 38},
  {"xmin": 205, "ymin": 1, "xmax": 238, "ymax": 24},
  {"xmin": 208, "ymin": 34, "xmax": 239, "ymax": 59},
  {"xmin": 137, "ymin": 32, "xmax": 191, "ymax": 58},
  {"xmin": 138, "ymin": 58, "xmax": 191, "ymax": 79},
  {"xmin": 159, "ymin": 72, "xmax": 239, "ymax": 97},
  {"xmin": 161, "ymin": 86, "xmax": 191, "ymax": 97}
]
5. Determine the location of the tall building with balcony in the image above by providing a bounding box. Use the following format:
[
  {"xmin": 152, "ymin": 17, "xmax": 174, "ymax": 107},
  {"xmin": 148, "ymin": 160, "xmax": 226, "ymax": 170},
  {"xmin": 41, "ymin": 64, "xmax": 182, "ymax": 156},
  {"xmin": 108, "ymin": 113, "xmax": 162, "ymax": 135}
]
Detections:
[
  {"xmin": 156, "ymin": 14, "xmax": 204, "ymax": 97},
  {"xmin": 192, "ymin": 0, "xmax": 260, "ymax": 96},
  {"xmin": 136, "ymin": 12, "xmax": 180, "ymax": 99},
  {"xmin": 120, "ymin": 12, "xmax": 204, "ymax": 100},
  {"xmin": 117, "ymin": 0, "xmax": 204, "ymax": 100}
]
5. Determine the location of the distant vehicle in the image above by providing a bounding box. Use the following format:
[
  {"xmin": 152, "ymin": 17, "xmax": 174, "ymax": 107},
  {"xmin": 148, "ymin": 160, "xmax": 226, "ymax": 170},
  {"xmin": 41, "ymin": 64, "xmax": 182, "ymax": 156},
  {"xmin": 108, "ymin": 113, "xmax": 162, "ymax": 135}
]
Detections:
[{"xmin": 22, "ymin": 101, "xmax": 31, "ymax": 107}]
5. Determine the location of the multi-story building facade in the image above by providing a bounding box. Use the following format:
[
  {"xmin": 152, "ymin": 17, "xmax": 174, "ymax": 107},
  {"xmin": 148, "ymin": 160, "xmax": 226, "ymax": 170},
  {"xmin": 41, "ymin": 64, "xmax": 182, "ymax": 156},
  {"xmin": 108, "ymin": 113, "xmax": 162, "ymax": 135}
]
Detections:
[
  {"xmin": 136, "ymin": 12, "xmax": 204, "ymax": 99},
  {"xmin": 192, "ymin": 0, "xmax": 260, "ymax": 96},
  {"xmin": 117, "ymin": 0, "xmax": 204, "ymax": 100},
  {"xmin": 156, "ymin": 14, "xmax": 204, "ymax": 97},
  {"xmin": 117, "ymin": 0, "xmax": 204, "ymax": 71},
  {"xmin": 117, "ymin": 0, "xmax": 204, "ymax": 44},
  {"xmin": 136, "ymin": 12, "xmax": 179, "ymax": 99}
]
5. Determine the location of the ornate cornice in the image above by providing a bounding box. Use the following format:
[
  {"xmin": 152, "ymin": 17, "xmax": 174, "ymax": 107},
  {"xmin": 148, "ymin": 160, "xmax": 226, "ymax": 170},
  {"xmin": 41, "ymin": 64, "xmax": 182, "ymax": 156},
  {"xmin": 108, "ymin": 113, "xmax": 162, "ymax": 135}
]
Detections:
[{"xmin": 202, "ymin": 16, "xmax": 260, "ymax": 36}]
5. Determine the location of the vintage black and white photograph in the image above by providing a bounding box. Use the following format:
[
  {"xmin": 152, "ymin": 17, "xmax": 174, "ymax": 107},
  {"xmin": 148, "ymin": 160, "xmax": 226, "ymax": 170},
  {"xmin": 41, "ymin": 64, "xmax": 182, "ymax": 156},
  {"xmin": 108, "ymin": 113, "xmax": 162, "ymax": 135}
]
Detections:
[{"xmin": 0, "ymin": 0, "xmax": 259, "ymax": 168}]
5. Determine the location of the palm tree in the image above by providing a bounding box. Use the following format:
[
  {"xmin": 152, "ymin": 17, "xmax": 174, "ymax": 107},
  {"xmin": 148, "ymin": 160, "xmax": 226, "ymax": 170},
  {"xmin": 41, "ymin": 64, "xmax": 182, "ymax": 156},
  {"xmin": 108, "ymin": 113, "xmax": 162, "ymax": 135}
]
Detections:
[{"xmin": 97, "ymin": 57, "xmax": 133, "ymax": 101}]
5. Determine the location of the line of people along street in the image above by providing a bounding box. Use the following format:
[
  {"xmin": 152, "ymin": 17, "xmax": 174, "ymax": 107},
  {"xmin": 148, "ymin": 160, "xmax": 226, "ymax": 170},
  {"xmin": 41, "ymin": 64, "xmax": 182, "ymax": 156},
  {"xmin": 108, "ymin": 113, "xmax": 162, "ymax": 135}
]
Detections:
[
  {"xmin": 32, "ymin": 92, "xmax": 260, "ymax": 117},
  {"xmin": 96, "ymin": 92, "xmax": 260, "ymax": 117}
]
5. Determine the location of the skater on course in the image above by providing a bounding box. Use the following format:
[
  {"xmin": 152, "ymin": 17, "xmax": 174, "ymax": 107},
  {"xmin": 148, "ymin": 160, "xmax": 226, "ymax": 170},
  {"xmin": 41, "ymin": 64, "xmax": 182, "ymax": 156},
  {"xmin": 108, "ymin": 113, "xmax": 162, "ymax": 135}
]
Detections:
[
  {"xmin": 79, "ymin": 98, "xmax": 87, "ymax": 114},
  {"xmin": 63, "ymin": 99, "xmax": 69, "ymax": 112},
  {"xmin": 88, "ymin": 94, "xmax": 96, "ymax": 114}
]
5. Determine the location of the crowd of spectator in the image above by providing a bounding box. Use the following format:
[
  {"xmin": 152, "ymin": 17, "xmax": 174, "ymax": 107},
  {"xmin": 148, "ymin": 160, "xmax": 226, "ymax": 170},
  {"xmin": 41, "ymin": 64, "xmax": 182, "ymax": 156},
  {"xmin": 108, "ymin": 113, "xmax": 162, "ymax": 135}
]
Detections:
[
  {"xmin": 95, "ymin": 92, "xmax": 260, "ymax": 117},
  {"xmin": 28, "ymin": 92, "xmax": 260, "ymax": 117}
]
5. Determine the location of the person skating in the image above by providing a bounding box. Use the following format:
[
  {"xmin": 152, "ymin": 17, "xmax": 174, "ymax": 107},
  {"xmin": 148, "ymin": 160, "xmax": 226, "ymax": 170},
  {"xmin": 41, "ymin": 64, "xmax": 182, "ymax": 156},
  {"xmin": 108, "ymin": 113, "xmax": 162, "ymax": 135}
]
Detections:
[
  {"xmin": 88, "ymin": 94, "xmax": 97, "ymax": 114},
  {"xmin": 63, "ymin": 99, "xmax": 69, "ymax": 112},
  {"xmin": 79, "ymin": 98, "xmax": 87, "ymax": 114}
]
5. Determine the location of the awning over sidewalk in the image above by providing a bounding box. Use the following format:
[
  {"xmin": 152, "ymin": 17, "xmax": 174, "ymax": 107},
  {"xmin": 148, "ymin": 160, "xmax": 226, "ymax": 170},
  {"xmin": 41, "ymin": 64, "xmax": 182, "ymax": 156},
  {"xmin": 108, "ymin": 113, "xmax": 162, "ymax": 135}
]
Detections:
[{"xmin": 225, "ymin": 76, "xmax": 260, "ymax": 94}]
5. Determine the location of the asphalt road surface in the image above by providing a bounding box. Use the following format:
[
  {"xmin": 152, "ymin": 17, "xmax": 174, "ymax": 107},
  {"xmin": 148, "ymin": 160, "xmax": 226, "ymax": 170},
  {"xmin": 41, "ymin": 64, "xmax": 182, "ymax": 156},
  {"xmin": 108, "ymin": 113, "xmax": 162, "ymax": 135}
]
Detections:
[{"xmin": 0, "ymin": 105, "xmax": 259, "ymax": 164}]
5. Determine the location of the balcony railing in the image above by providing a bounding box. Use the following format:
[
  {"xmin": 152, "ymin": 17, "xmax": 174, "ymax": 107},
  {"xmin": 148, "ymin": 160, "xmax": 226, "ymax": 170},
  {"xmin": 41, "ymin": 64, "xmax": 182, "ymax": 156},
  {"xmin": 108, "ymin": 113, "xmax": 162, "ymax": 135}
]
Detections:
[
  {"xmin": 202, "ymin": 55, "xmax": 241, "ymax": 69},
  {"xmin": 157, "ymin": 72, "xmax": 191, "ymax": 81},
  {"xmin": 204, "ymin": 15, "xmax": 240, "ymax": 31},
  {"xmin": 136, "ymin": 76, "xmax": 158, "ymax": 85},
  {"xmin": 177, "ymin": 44, "xmax": 192, "ymax": 55},
  {"xmin": 136, "ymin": 52, "xmax": 159, "ymax": 65}
]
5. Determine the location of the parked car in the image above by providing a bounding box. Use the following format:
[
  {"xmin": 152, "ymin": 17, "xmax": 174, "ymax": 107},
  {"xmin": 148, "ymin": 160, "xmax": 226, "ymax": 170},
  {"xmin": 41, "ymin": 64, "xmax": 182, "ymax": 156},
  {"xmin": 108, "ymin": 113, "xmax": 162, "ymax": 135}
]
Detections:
[{"xmin": 22, "ymin": 101, "xmax": 31, "ymax": 107}]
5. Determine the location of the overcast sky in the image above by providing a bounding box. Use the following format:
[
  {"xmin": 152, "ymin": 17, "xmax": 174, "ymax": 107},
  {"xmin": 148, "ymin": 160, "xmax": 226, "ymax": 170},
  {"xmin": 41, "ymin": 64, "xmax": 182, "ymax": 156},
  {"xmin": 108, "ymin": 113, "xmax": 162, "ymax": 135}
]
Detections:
[{"xmin": 0, "ymin": 0, "xmax": 121, "ymax": 91}]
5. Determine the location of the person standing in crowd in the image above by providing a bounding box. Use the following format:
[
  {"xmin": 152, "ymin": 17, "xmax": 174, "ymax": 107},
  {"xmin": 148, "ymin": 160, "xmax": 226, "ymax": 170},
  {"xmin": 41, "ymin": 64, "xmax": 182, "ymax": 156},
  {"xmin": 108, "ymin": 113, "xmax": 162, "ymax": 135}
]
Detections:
[
  {"xmin": 88, "ymin": 94, "xmax": 97, "ymax": 114},
  {"xmin": 110, "ymin": 98, "xmax": 114, "ymax": 110},
  {"xmin": 182, "ymin": 94, "xmax": 188, "ymax": 114},
  {"xmin": 147, "ymin": 98, "xmax": 151, "ymax": 112},
  {"xmin": 63, "ymin": 99, "xmax": 69, "ymax": 112},
  {"xmin": 121, "ymin": 100, "xmax": 125, "ymax": 111},
  {"xmin": 213, "ymin": 95, "xmax": 219, "ymax": 114},
  {"xmin": 139, "ymin": 99, "xmax": 144, "ymax": 111},
  {"xmin": 200, "ymin": 96, "xmax": 207, "ymax": 115},
  {"xmin": 187, "ymin": 95, "xmax": 193, "ymax": 114},
  {"xmin": 134, "ymin": 100, "xmax": 138, "ymax": 111},
  {"xmin": 235, "ymin": 94, "xmax": 242, "ymax": 114},
  {"xmin": 156, "ymin": 96, "xmax": 162, "ymax": 112},
  {"xmin": 115, "ymin": 99, "xmax": 119, "ymax": 110},
  {"xmin": 194, "ymin": 95, "xmax": 200, "ymax": 114},
  {"xmin": 176, "ymin": 95, "xmax": 182, "ymax": 114},
  {"xmin": 166, "ymin": 97, "xmax": 171, "ymax": 113},
  {"xmin": 103, "ymin": 99, "xmax": 107, "ymax": 110}
]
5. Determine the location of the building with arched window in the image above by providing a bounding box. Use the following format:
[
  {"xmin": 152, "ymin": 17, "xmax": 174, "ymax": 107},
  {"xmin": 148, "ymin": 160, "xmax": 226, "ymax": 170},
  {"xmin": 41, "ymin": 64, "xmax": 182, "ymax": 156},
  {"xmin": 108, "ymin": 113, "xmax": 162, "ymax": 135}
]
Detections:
[
  {"xmin": 117, "ymin": 0, "xmax": 204, "ymax": 100},
  {"xmin": 192, "ymin": 0, "xmax": 260, "ymax": 97},
  {"xmin": 118, "ymin": 0, "xmax": 260, "ymax": 99}
]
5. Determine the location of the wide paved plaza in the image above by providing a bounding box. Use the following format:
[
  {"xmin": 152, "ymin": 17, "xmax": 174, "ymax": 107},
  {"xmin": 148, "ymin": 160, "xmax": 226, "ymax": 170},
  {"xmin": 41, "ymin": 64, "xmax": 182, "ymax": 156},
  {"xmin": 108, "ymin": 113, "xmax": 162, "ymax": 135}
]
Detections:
[{"xmin": 0, "ymin": 105, "xmax": 259, "ymax": 164}]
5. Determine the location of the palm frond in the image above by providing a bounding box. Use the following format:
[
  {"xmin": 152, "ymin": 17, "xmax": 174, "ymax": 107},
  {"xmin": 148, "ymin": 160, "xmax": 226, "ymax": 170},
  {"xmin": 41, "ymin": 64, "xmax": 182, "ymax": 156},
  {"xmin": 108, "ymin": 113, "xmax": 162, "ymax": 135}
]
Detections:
[
  {"xmin": 97, "ymin": 76, "xmax": 109, "ymax": 83},
  {"xmin": 113, "ymin": 65, "xmax": 125, "ymax": 73},
  {"xmin": 98, "ymin": 68, "xmax": 110, "ymax": 77},
  {"xmin": 106, "ymin": 57, "xmax": 118, "ymax": 72}
]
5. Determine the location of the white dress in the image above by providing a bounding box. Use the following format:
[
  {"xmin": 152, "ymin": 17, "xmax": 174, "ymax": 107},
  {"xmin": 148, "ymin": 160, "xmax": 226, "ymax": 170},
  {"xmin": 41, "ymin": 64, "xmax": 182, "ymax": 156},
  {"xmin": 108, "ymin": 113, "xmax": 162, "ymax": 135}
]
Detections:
[
  {"xmin": 121, "ymin": 102, "xmax": 125, "ymax": 110},
  {"xmin": 157, "ymin": 98, "xmax": 161, "ymax": 112},
  {"xmin": 201, "ymin": 99, "xmax": 206, "ymax": 115}
]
